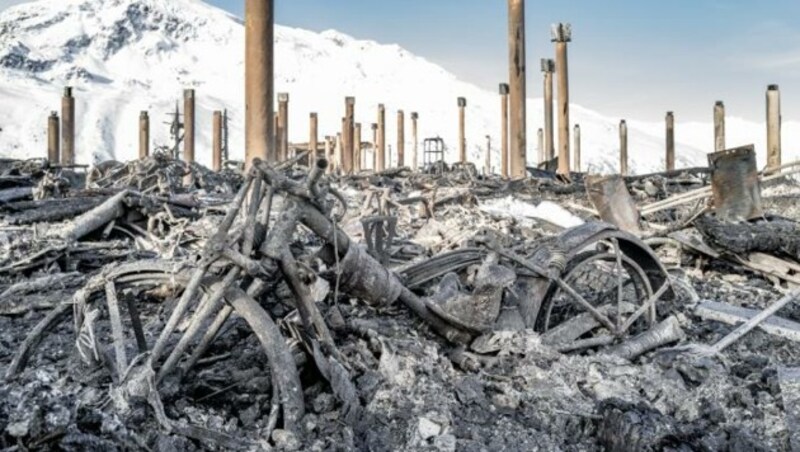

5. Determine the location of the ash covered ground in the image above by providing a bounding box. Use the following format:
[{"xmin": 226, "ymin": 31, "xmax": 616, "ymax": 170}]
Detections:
[{"xmin": 2, "ymin": 157, "xmax": 800, "ymax": 451}]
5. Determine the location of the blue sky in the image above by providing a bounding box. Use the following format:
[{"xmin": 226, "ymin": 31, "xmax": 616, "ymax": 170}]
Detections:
[
  {"xmin": 2, "ymin": 0, "xmax": 800, "ymax": 121},
  {"xmin": 219, "ymin": 0, "xmax": 800, "ymax": 122}
]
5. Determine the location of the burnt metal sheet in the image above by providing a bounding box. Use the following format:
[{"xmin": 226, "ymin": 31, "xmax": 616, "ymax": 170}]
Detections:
[
  {"xmin": 585, "ymin": 174, "xmax": 641, "ymax": 235},
  {"xmin": 708, "ymin": 145, "xmax": 763, "ymax": 221}
]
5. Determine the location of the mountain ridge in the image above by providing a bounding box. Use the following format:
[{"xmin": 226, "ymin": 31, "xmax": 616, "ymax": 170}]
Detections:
[{"xmin": 0, "ymin": 0, "xmax": 787, "ymax": 173}]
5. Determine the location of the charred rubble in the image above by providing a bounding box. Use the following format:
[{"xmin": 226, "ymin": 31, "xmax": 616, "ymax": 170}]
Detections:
[{"xmin": 2, "ymin": 150, "xmax": 800, "ymax": 451}]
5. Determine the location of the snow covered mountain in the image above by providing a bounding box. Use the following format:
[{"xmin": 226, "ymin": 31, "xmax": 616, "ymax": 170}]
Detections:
[{"xmin": 0, "ymin": 0, "xmax": 790, "ymax": 173}]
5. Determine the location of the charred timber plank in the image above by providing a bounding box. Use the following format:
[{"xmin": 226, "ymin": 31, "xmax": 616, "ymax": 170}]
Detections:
[
  {"xmin": 696, "ymin": 300, "xmax": 800, "ymax": 343},
  {"xmin": 6, "ymin": 197, "xmax": 105, "ymax": 224},
  {"xmin": 63, "ymin": 190, "xmax": 129, "ymax": 241},
  {"xmin": 0, "ymin": 187, "xmax": 33, "ymax": 203}
]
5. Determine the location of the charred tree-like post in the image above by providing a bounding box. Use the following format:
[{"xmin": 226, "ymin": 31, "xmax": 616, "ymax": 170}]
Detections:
[
  {"xmin": 343, "ymin": 97, "xmax": 355, "ymax": 172},
  {"xmin": 336, "ymin": 131, "xmax": 343, "ymax": 171},
  {"xmin": 139, "ymin": 111, "xmax": 149, "ymax": 160},
  {"xmin": 620, "ymin": 120, "xmax": 628, "ymax": 176},
  {"xmin": 411, "ymin": 112, "xmax": 419, "ymax": 171},
  {"xmin": 47, "ymin": 112, "xmax": 59, "ymax": 164},
  {"xmin": 324, "ymin": 136, "xmax": 333, "ymax": 174},
  {"xmin": 537, "ymin": 128, "xmax": 544, "ymax": 164},
  {"xmin": 61, "ymin": 87, "xmax": 75, "ymax": 165},
  {"xmin": 541, "ymin": 58, "xmax": 555, "ymax": 162},
  {"xmin": 573, "ymin": 124, "xmax": 581, "ymax": 172},
  {"xmin": 377, "ymin": 104, "xmax": 386, "ymax": 171},
  {"xmin": 309, "ymin": 112, "xmax": 318, "ymax": 165},
  {"xmin": 767, "ymin": 84, "xmax": 782, "ymax": 171},
  {"xmin": 245, "ymin": 0, "xmax": 274, "ymax": 165},
  {"xmin": 354, "ymin": 122, "xmax": 362, "ymax": 171},
  {"xmin": 213, "ymin": 111, "xmax": 223, "ymax": 171},
  {"xmin": 552, "ymin": 23, "xmax": 572, "ymax": 176},
  {"xmin": 508, "ymin": 0, "xmax": 527, "ymax": 178},
  {"xmin": 277, "ymin": 92, "xmax": 289, "ymax": 161},
  {"xmin": 458, "ymin": 97, "xmax": 467, "ymax": 163},
  {"xmin": 499, "ymin": 83, "xmax": 510, "ymax": 177},
  {"xmin": 485, "ymin": 135, "xmax": 492, "ymax": 175},
  {"xmin": 371, "ymin": 123, "xmax": 378, "ymax": 171},
  {"xmin": 183, "ymin": 89, "xmax": 195, "ymax": 163},
  {"xmin": 714, "ymin": 101, "xmax": 725, "ymax": 153},
  {"xmin": 396, "ymin": 110, "xmax": 405, "ymax": 167},
  {"xmin": 666, "ymin": 111, "xmax": 675, "ymax": 172}
]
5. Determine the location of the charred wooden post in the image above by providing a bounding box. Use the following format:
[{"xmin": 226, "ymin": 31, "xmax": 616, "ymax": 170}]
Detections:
[
  {"xmin": 552, "ymin": 23, "xmax": 572, "ymax": 176},
  {"xmin": 397, "ymin": 110, "xmax": 405, "ymax": 167},
  {"xmin": 714, "ymin": 101, "xmax": 725, "ymax": 153},
  {"xmin": 183, "ymin": 89, "xmax": 195, "ymax": 163},
  {"xmin": 666, "ymin": 111, "xmax": 675, "ymax": 172},
  {"xmin": 324, "ymin": 136, "xmax": 333, "ymax": 174},
  {"xmin": 499, "ymin": 83, "xmax": 510, "ymax": 177},
  {"xmin": 620, "ymin": 120, "xmax": 628, "ymax": 176},
  {"xmin": 139, "ymin": 111, "xmax": 149, "ymax": 160},
  {"xmin": 47, "ymin": 111, "xmax": 59, "ymax": 164},
  {"xmin": 61, "ymin": 87, "xmax": 75, "ymax": 165},
  {"xmin": 277, "ymin": 92, "xmax": 289, "ymax": 161},
  {"xmin": 573, "ymin": 124, "xmax": 581, "ymax": 172},
  {"xmin": 537, "ymin": 128, "xmax": 544, "ymax": 164},
  {"xmin": 245, "ymin": 0, "xmax": 274, "ymax": 165},
  {"xmin": 377, "ymin": 104, "xmax": 386, "ymax": 171},
  {"xmin": 767, "ymin": 84, "xmax": 782, "ymax": 171},
  {"xmin": 458, "ymin": 97, "xmax": 467, "ymax": 163},
  {"xmin": 485, "ymin": 135, "xmax": 492, "ymax": 175},
  {"xmin": 213, "ymin": 111, "xmax": 223, "ymax": 171},
  {"xmin": 309, "ymin": 112, "xmax": 318, "ymax": 165},
  {"xmin": 508, "ymin": 0, "xmax": 527, "ymax": 178},
  {"xmin": 343, "ymin": 97, "xmax": 355, "ymax": 172},
  {"xmin": 354, "ymin": 122, "xmax": 362, "ymax": 171},
  {"xmin": 371, "ymin": 122, "xmax": 378, "ymax": 170},
  {"xmin": 541, "ymin": 58, "xmax": 556, "ymax": 162},
  {"xmin": 411, "ymin": 112, "xmax": 419, "ymax": 171}
]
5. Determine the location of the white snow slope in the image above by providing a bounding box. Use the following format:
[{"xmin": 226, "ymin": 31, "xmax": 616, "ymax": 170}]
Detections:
[{"xmin": 0, "ymin": 0, "xmax": 792, "ymax": 173}]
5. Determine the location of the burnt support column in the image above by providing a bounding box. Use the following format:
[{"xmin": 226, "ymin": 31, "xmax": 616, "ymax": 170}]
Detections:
[
  {"xmin": 620, "ymin": 120, "xmax": 628, "ymax": 176},
  {"xmin": 485, "ymin": 135, "xmax": 492, "ymax": 175},
  {"xmin": 277, "ymin": 92, "xmax": 289, "ymax": 161},
  {"xmin": 537, "ymin": 128, "xmax": 544, "ymax": 164},
  {"xmin": 552, "ymin": 23, "xmax": 572, "ymax": 176},
  {"xmin": 377, "ymin": 104, "xmax": 386, "ymax": 172},
  {"xmin": 139, "ymin": 111, "xmax": 149, "ymax": 160},
  {"xmin": 397, "ymin": 110, "xmax": 405, "ymax": 167},
  {"xmin": 324, "ymin": 136, "xmax": 333, "ymax": 174},
  {"xmin": 245, "ymin": 0, "xmax": 274, "ymax": 165},
  {"xmin": 213, "ymin": 111, "xmax": 223, "ymax": 171},
  {"xmin": 767, "ymin": 85, "xmax": 782, "ymax": 171},
  {"xmin": 371, "ymin": 123, "xmax": 378, "ymax": 171},
  {"xmin": 666, "ymin": 111, "xmax": 675, "ymax": 171},
  {"xmin": 573, "ymin": 124, "xmax": 581, "ymax": 173},
  {"xmin": 541, "ymin": 58, "xmax": 555, "ymax": 162},
  {"xmin": 183, "ymin": 89, "xmax": 195, "ymax": 163},
  {"xmin": 411, "ymin": 112, "xmax": 419, "ymax": 171},
  {"xmin": 714, "ymin": 101, "xmax": 725, "ymax": 153},
  {"xmin": 458, "ymin": 97, "xmax": 467, "ymax": 163},
  {"xmin": 337, "ymin": 122, "xmax": 344, "ymax": 170},
  {"xmin": 47, "ymin": 112, "xmax": 59, "ymax": 164},
  {"xmin": 343, "ymin": 97, "xmax": 355, "ymax": 172},
  {"xmin": 499, "ymin": 83, "xmax": 510, "ymax": 177},
  {"xmin": 355, "ymin": 122, "xmax": 362, "ymax": 171},
  {"xmin": 61, "ymin": 87, "xmax": 75, "ymax": 165},
  {"xmin": 309, "ymin": 112, "xmax": 318, "ymax": 165},
  {"xmin": 508, "ymin": 0, "xmax": 527, "ymax": 178}
]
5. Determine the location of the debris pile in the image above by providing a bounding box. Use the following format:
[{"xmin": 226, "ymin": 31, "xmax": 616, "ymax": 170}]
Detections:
[{"xmin": 2, "ymin": 150, "xmax": 800, "ymax": 450}]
